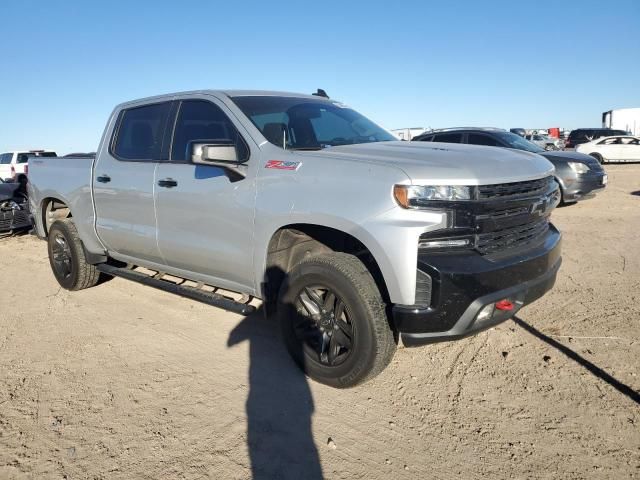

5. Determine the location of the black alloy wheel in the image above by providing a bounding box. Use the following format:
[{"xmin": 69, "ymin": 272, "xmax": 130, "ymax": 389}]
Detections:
[
  {"xmin": 294, "ymin": 285, "xmax": 355, "ymax": 367},
  {"xmin": 51, "ymin": 232, "xmax": 73, "ymax": 280}
]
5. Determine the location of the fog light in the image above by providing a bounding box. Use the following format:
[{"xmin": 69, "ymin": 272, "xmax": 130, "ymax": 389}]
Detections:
[
  {"xmin": 419, "ymin": 238, "xmax": 470, "ymax": 249},
  {"xmin": 476, "ymin": 304, "xmax": 495, "ymax": 323}
]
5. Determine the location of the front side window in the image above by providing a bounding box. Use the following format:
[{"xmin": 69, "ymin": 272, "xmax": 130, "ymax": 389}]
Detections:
[
  {"xmin": 171, "ymin": 100, "xmax": 249, "ymax": 161},
  {"xmin": 232, "ymin": 96, "xmax": 395, "ymax": 150},
  {"xmin": 0, "ymin": 154, "xmax": 11, "ymax": 164},
  {"xmin": 113, "ymin": 102, "xmax": 173, "ymax": 160},
  {"xmin": 433, "ymin": 133, "xmax": 463, "ymax": 143}
]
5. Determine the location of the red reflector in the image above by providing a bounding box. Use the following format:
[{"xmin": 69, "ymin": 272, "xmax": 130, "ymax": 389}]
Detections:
[{"xmin": 495, "ymin": 299, "xmax": 514, "ymax": 311}]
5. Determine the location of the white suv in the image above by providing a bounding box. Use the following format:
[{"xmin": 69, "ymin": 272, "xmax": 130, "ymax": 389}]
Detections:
[{"xmin": 0, "ymin": 150, "xmax": 57, "ymax": 181}]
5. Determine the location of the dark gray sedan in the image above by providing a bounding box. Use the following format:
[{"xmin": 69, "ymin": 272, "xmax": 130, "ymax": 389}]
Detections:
[{"xmin": 413, "ymin": 128, "xmax": 607, "ymax": 204}]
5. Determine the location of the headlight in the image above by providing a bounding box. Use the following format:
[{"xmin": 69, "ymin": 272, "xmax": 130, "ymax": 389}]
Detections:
[
  {"xmin": 568, "ymin": 162, "xmax": 590, "ymax": 174},
  {"xmin": 394, "ymin": 185, "xmax": 472, "ymax": 208}
]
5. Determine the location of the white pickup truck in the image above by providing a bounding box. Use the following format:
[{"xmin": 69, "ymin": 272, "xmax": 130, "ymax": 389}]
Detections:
[
  {"xmin": 28, "ymin": 90, "xmax": 562, "ymax": 387},
  {"xmin": 0, "ymin": 150, "xmax": 57, "ymax": 182}
]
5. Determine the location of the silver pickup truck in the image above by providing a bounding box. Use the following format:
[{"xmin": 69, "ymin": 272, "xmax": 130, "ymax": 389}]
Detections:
[{"xmin": 29, "ymin": 90, "xmax": 562, "ymax": 387}]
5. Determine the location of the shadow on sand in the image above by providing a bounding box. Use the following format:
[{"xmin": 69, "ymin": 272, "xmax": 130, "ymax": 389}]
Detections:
[
  {"xmin": 513, "ymin": 316, "xmax": 639, "ymax": 405},
  {"xmin": 228, "ymin": 308, "xmax": 324, "ymax": 480}
]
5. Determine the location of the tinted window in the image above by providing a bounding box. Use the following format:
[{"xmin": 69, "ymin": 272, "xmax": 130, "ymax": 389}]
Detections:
[
  {"xmin": 433, "ymin": 133, "xmax": 463, "ymax": 143},
  {"xmin": 0, "ymin": 154, "xmax": 11, "ymax": 164},
  {"xmin": 113, "ymin": 102, "xmax": 172, "ymax": 160},
  {"xmin": 468, "ymin": 133, "xmax": 501, "ymax": 146},
  {"xmin": 416, "ymin": 135, "xmax": 434, "ymax": 142},
  {"xmin": 232, "ymin": 96, "xmax": 395, "ymax": 150},
  {"xmin": 171, "ymin": 100, "xmax": 249, "ymax": 162}
]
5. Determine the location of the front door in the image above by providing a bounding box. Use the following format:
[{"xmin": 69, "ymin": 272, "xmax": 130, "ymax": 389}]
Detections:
[
  {"xmin": 93, "ymin": 101, "xmax": 174, "ymax": 264},
  {"xmin": 154, "ymin": 98, "xmax": 256, "ymax": 293}
]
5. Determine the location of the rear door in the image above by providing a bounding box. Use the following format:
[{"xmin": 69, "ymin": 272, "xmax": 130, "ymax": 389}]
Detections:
[
  {"xmin": 154, "ymin": 97, "xmax": 256, "ymax": 291},
  {"xmin": 93, "ymin": 101, "xmax": 175, "ymax": 264},
  {"xmin": 618, "ymin": 137, "xmax": 640, "ymax": 161}
]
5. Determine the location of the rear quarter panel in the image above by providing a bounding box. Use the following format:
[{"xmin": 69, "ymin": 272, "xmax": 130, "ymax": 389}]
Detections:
[{"xmin": 28, "ymin": 156, "xmax": 103, "ymax": 253}]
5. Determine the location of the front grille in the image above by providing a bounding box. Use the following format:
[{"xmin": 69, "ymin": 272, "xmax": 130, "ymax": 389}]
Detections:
[
  {"xmin": 478, "ymin": 176, "xmax": 553, "ymax": 200},
  {"xmin": 12, "ymin": 210, "xmax": 30, "ymax": 226},
  {"xmin": 476, "ymin": 217, "xmax": 549, "ymax": 254},
  {"xmin": 419, "ymin": 175, "xmax": 559, "ymax": 256},
  {"xmin": 0, "ymin": 211, "xmax": 12, "ymax": 231},
  {"xmin": 0, "ymin": 209, "xmax": 30, "ymax": 231}
]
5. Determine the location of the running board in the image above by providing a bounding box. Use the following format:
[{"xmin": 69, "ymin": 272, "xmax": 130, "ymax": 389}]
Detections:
[{"xmin": 96, "ymin": 263, "xmax": 256, "ymax": 315}]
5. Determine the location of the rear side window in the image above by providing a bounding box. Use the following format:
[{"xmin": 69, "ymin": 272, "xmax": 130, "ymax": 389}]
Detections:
[
  {"xmin": 433, "ymin": 133, "xmax": 463, "ymax": 143},
  {"xmin": 0, "ymin": 153, "xmax": 11, "ymax": 164},
  {"xmin": 171, "ymin": 100, "xmax": 249, "ymax": 162},
  {"xmin": 468, "ymin": 134, "xmax": 501, "ymax": 146},
  {"xmin": 113, "ymin": 102, "xmax": 173, "ymax": 160}
]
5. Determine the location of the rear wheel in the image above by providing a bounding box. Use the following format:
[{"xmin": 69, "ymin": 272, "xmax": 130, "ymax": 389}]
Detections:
[
  {"xmin": 278, "ymin": 252, "xmax": 396, "ymax": 388},
  {"xmin": 47, "ymin": 219, "xmax": 100, "ymax": 290}
]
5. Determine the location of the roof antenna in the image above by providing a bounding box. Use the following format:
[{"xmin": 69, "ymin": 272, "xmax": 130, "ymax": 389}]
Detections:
[{"xmin": 312, "ymin": 88, "xmax": 329, "ymax": 99}]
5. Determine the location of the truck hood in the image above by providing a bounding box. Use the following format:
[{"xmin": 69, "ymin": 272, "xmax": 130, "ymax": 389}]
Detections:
[{"xmin": 313, "ymin": 141, "xmax": 555, "ymax": 185}]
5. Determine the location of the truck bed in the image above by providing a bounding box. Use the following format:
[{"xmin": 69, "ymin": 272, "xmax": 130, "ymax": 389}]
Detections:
[{"xmin": 28, "ymin": 156, "xmax": 100, "ymax": 252}]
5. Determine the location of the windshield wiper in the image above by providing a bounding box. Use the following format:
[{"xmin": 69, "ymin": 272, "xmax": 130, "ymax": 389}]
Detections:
[{"xmin": 288, "ymin": 147, "xmax": 323, "ymax": 151}]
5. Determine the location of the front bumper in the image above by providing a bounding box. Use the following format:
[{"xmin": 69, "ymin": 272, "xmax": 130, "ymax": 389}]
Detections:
[
  {"xmin": 395, "ymin": 226, "xmax": 562, "ymax": 347},
  {"xmin": 563, "ymin": 171, "xmax": 607, "ymax": 202}
]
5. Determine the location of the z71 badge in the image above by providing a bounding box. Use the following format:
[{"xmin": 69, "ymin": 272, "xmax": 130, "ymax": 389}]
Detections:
[{"xmin": 265, "ymin": 160, "xmax": 301, "ymax": 171}]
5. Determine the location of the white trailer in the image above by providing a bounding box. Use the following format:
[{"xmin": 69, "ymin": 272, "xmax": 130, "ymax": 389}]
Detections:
[
  {"xmin": 602, "ymin": 108, "xmax": 640, "ymax": 136},
  {"xmin": 390, "ymin": 128, "xmax": 430, "ymax": 141}
]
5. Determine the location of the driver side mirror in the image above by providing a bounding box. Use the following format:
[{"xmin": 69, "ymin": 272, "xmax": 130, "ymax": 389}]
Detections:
[
  {"xmin": 190, "ymin": 141, "xmax": 246, "ymax": 179},
  {"xmin": 191, "ymin": 142, "xmax": 239, "ymax": 165}
]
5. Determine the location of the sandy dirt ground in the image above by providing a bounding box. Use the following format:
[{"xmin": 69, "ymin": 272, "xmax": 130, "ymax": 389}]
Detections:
[{"xmin": 1, "ymin": 165, "xmax": 639, "ymax": 479}]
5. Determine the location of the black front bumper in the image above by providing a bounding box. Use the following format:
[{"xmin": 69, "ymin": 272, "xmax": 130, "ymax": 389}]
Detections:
[
  {"xmin": 563, "ymin": 171, "xmax": 607, "ymax": 202},
  {"xmin": 395, "ymin": 226, "xmax": 562, "ymax": 347}
]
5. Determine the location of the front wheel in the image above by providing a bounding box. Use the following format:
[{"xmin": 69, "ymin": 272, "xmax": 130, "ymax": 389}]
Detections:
[
  {"xmin": 47, "ymin": 219, "xmax": 101, "ymax": 291},
  {"xmin": 589, "ymin": 152, "xmax": 605, "ymax": 164},
  {"xmin": 278, "ymin": 252, "xmax": 396, "ymax": 388}
]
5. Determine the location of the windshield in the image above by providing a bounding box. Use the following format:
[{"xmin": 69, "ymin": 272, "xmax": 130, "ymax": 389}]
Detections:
[
  {"xmin": 495, "ymin": 132, "xmax": 545, "ymax": 153},
  {"xmin": 231, "ymin": 96, "xmax": 396, "ymax": 150}
]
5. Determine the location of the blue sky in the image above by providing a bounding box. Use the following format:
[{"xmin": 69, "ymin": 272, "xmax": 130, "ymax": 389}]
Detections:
[{"xmin": 1, "ymin": 0, "xmax": 638, "ymax": 154}]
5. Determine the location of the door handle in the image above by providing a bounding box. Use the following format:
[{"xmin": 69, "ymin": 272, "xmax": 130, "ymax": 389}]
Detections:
[
  {"xmin": 158, "ymin": 178, "xmax": 178, "ymax": 188},
  {"xmin": 96, "ymin": 175, "xmax": 111, "ymax": 183}
]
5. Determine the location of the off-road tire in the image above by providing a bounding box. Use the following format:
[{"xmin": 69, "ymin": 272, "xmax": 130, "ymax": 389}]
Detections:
[
  {"xmin": 47, "ymin": 219, "xmax": 100, "ymax": 291},
  {"xmin": 278, "ymin": 252, "xmax": 396, "ymax": 388}
]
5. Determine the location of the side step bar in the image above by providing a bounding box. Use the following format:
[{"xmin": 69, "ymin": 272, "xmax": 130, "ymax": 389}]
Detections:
[{"xmin": 96, "ymin": 263, "xmax": 256, "ymax": 315}]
